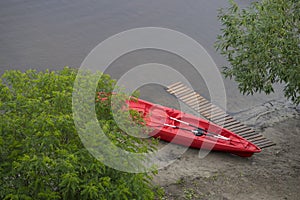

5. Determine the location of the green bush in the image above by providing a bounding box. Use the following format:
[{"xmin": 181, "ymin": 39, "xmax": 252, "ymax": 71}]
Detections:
[{"xmin": 0, "ymin": 67, "xmax": 157, "ymax": 199}]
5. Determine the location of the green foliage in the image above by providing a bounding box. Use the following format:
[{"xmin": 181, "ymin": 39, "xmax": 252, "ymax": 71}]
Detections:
[
  {"xmin": 0, "ymin": 67, "xmax": 158, "ymax": 199},
  {"xmin": 216, "ymin": 0, "xmax": 300, "ymax": 105}
]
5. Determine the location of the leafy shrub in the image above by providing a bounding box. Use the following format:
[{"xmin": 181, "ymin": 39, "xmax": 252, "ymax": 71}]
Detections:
[
  {"xmin": 0, "ymin": 67, "xmax": 157, "ymax": 199},
  {"xmin": 216, "ymin": 0, "xmax": 300, "ymax": 105}
]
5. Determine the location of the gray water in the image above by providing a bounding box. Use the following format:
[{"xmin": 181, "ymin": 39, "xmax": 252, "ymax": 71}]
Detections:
[{"xmin": 0, "ymin": 0, "xmax": 286, "ymax": 114}]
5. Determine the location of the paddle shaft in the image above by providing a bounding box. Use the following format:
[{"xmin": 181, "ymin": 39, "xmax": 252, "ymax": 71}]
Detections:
[
  {"xmin": 163, "ymin": 123, "xmax": 203, "ymax": 135},
  {"xmin": 169, "ymin": 117, "xmax": 230, "ymax": 140}
]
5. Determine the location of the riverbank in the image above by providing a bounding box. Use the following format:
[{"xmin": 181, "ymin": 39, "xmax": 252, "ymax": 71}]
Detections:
[{"xmin": 153, "ymin": 103, "xmax": 299, "ymax": 199}]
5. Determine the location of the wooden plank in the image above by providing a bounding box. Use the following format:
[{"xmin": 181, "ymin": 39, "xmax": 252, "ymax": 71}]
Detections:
[
  {"xmin": 195, "ymin": 103, "xmax": 214, "ymax": 115},
  {"xmin": 241, "ymin": 133, "xmax": 258, "ymax": 139},
  {"xmin": 175, "ymin": 88, "xmax": 191, "ymax": 97},
  {"xmin": 210, "ymin": 113, "xmax": 229, "ymax": 121},
  {"xmin": 260, "ymin": 142, "xmax": 276, "ymax": 149},
  {"xmin": 253, "ymin": 139, "xmax": 272, "ymax": 145},
  {"xmin": 209, "ymin": 110, "xmax": 228, "ymax": 118},
  {"xmin": 251, "ymin": 137, "xmax": 268, "ymax": 143},
  {"xmin": 196, "ymin": 98, "xmax": 209, "ymax": 105},
  {"xmin": 189, "ymin": 100, "xmax": 210, "ymax": 109},
  {"xmin": 199, "ymin": 105, "xmax": 219, "ymax": 114},
  {"xmin": 231, "ymin": 126, "xmax": 251, "ymax": 133},
  {"xmin": 185, "ymin": 100, "xmax": 203, "ymax": 108},
  {"xmin": 186, "ymin": 101, "xmax": 202, "ymax": 109},
  {"xmin": 183, "ymin": 95, "xmax": 199, "ymax": 103},
  {"xmin": 167, "ymin": 82, "xmax": 182, "ymax": 89},
  {"xmin": 181, "ymin": 93, "xmax": 198, "ymax": 101},
  {"xmin": 202, "ymin": 110, "xmax": 224, "ymax": 119},
  {"xmin": 225, "ymin": 123, "xmax": 245, "ymax": 130},
  {"xmin": 214, "ymin": 116, "xmax": 235, "ymax": 124},
  {"xmin": 168, "ymin": 84, "xmax": 186, "ymax": 93},
  {"xmin": 255, "ymin": 140, "xmax": 274, "ymax": 147},
  {"xmin": 206, "ymin": 113, "xmax": 227, "ymax": 120},
  {"xmin": 168, "ymin": 83, "xmax": 184, "ymax": 91},
  {"xmin": 184, "ymin": 95, "xmax": 202, "ymax": 104},
  {"xmin": 184, "ymin": 98, "xmax": 199, "ymax": 105},
  {"xmin": 238, "ymin": 129, "xmax": 256, "ymax": 135},
  {"xmin": 244, "ymin": 134, "xmax": 264, "ymax": 140},
  {"xmin": 229, "ymin": 125, "xmax": 248, "ymax": 132},
  {"xmin": 202, "ymin": 107, "xmax": 223, "ymax": 116},
  {"xmin": 223, "ymin": 120, "xmax": 241, "ymax": 128},
  {"xmin": 239, "ymin": 131, "xmax": 256, "ymax": 137},
  {"xmin": 198, "ymin": 105, "xmax": 214, "ymax": 113},
  {"xmin": 198, "ymin": 96, "xmax": 208, "ymax": 102},
  {"xmin": 189, "ymin": 98, "xmax": 208, "ymax": 106},
  {"xmin": 195, "ymin": 101, "xmax": 212, "ymax": 109}
]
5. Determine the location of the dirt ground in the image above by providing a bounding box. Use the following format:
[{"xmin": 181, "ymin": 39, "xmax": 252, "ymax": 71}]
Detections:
[{"xmin": 153, "ymin": 104, "xmax": 300, "ymax": 199}]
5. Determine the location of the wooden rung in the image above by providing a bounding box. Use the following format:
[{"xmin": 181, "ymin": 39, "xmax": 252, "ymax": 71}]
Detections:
[
  {"xmin": 239, "ymin": 131, "xmax": 256, "ymax": 137},
  {"xmin": 210, "ymin": 113, "xmax": 229, "ymax": 121},
  {"xmin": 199, "ymin": 105, "xmax": 219, "ymax": 114},
  {"xmin": 186, "ymin": 101, "xmax": 203, "ymax": 109},
  {"xmin": 185, "ymin": 98, "xmax": 209, "ymax": 108},
  {"xmin": 198, "ymin": 96, "xmax": 209, "ymax": 103},
  {"xmin": 244, "ymin": 134, "xmax": 263, "ymax": 140},
  {"xmin": 238, "ymin": 129, "xmax": 256, "ymax": 135},
  {"xmin": 181, "ymin": 93, "xmax": 198, "ymax": 101},
  {"xmin": 255, "ymin": 140, "xmax": 274, "ymax": 147},
  {"xmin": 241, "ymin": 132, "xmax": 258, "ymax": 139},
  {"xmin": 175, "ymin": 88, "xmax": 191, "ymax": 97},
  {"xmin": 214, "ymin": 116, "xmax": 234, "ymax": 124},
  {"xmin": 189, "ymin": 99, "xmax": 210, "ymax": 109},
  {"xmin": 184, "ymin": 95, "xmax": 203, "ymax": 104},
  {"xmin": 202, "ymin": 107, "xmax": 223, "ymax": 116},
  {"xmin": 260, "ymin": 142, "xmax": 276, "ymax": 149},
  {"xmin": 212, "ymin": 111, "xmax": 229, "ymax": 118},
  {"xmin": 184, "ymin": 95, "xmax": 200, "ymax": 103},
  {"xmin": 185, "ymin": 100, "xmax": 203, "ymax": 108},
  {"xmin": 209, "ymin": 109, "xmax": 227, "ymax": 117},
  {"xmin": 198, "ymin": 105, "xmax": 216, "ymax": 114},
  {"xmin": 168, "ymin": 82, "xmax": 185, "ymax": 90},
  {"xmin": 229, "ymin": 125, "xmax": 248, "ymax": 132},
  {"xmin": 183, "ymin": 97, "xmax": 202, "ymax": 105},
  {"xmin": 239, "ymin": 132, "xmax": 260, "ymax": 140},
  {"xmin": 254, "ymin": 139, "xmax": 273, "ymax": 146},
  {"xmin": 224, "ymin": 123, "xmax": 245, "ymax": 130},
  {"xmin": 198, "ymin": 104, "xmax": 215, "ymax": 112},
  {"xmin": 171, "ymin": 86, "xmax": 185, "ymax": 94},
  {"xmin": 167, "ymin": 82, "xmax": 182, "ymax": 89},
  {"xmin": 196, "ymin": 101, "xmax": 212, "ymax": 109},
  {"xmin": 188, "ymin": 97, "xmax": 207, "ymax": 105},
  {"xmin": 205, "ymin": 112, "xmax": 227, "ymax": 120},
  {"xmin": 251, "ymin": 137, "xmax": 267, "ymax": 143},
  {"xmin": 184, "ymin": 98, "xmax": 199, "ymax": 105},
  {"xmin": 232, "ymin": 126, "xmax": 251, "ymax": 134},
  {"xmin": 202, "ymin": 110, "xmax": 225, "ymax": 119},
  {"xmin": 167, "ymin": 87, "xmax": 182, "ymax": 94},
  {"xmin": 223, "ymin": 120, "xmax": 240, "ymax": 127},
  {"xmin": 171, "ymin": 86, "xmax": 187, "ymax": 92},
  {"xmin": 188, "ymin": 95, "xmax": 210, "ymax": 103}
]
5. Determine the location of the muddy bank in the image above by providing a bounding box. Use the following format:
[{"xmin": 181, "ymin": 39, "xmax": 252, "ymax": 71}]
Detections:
[{"xmin": 153, "ymin": 101, "xmax": 299, "ymax": 199}]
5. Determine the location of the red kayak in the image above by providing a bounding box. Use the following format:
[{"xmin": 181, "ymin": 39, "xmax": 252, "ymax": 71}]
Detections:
[
  {"xmin": 127, "ymin": 98, "xmax": 261, "ymax": 157},
  {"xmin": 99, "ymin": 93, "xmax": 261, "ymax": 157}
]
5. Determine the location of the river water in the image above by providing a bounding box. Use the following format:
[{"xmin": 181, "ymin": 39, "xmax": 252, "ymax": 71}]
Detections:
[{"xmin": 0, "ymin": 0, "xmax": 286, "ymax": 114}]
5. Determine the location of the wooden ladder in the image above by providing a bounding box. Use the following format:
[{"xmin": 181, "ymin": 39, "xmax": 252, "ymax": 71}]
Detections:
[{"xmin": 166, "ymin": 82, "xmax": 276, "ymax": 149}]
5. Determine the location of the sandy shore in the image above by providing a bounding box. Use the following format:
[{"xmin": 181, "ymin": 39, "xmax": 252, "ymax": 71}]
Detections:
[{"xmin": 152, "ymin": 100, "xmax": 299, "ymax": 199}]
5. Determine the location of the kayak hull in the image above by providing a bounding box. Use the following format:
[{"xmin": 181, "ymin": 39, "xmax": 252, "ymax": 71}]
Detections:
[{"xmin": 127, "ymin": 98, "xmax": 261, "ymax": 157}]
